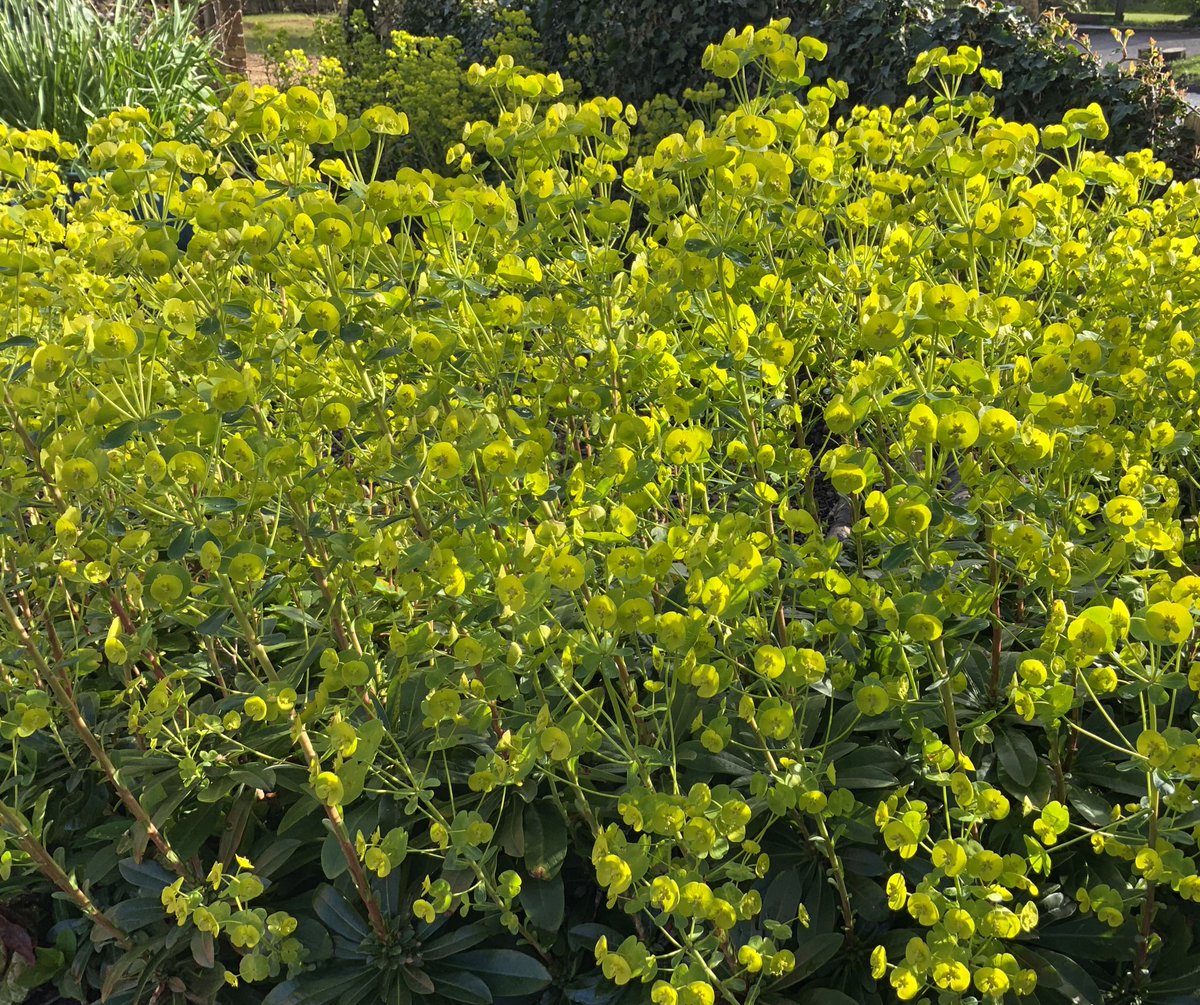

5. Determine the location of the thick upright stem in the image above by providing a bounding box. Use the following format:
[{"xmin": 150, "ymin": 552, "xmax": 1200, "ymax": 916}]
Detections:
[
  {"xmin": 814, "ymin": 816, "xmax": 856, "ymax": 944},
  {"xmin": 932, "ymin": 638, "xmax": 962, "ymax": 763},
  {"xmin": 0, "ymin": 801, "xmax": 132, "ymax": 949},
  {"xmin": 221, "ymin": 576, "xmax": 388, "ymax": 940},
  {"xmin": 3, "ymin": 389, "xmax": 65, "ymax": 514},
  {"xmin": 0, "ymin": 592, "xmax": 189, "ymax": 877},
  {"xmin": 1133, "ymin": 787, "xmax": 1160, "ymax": 988}
]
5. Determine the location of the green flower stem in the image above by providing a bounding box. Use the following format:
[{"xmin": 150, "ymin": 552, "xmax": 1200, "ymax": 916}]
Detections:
[
  {"xmin": 0, "ymin": 800, "xmax": 132, "ymax": 949},
  {"xmin": 1133, "ymin": 779, "xmax": 1161, "ymax": 989},
  {"xmin": 814, "ymin": 815, "xmax": 857, "ymax": 945},
  {"xmin": 985, "ymin": 519, "xmax": 1002, "ymax": 702},
  {"xmin": 0, "ymin": 589, "xmax": 189, "ymax": 877},
  {"xmin": 578, "ymin": 582, "xmax": 652, "ymax": 753},
  {"xmin": 1078, "ymin": 669, "xmax": 1136, "ymax": 752},
  {"xmin": 748, "ymin": 713, "xmax": 856, "ymax": 943},
  {"xmin": 3, "ymin": 388, "xmax": 66, "ymax": 515},
  {"xmin": 292, "ymin": 721, "xmax": 390, "ymax": 941},
  {"xmin": 291, "ymin": 506, "xmax": 353, "ymax": 652},
  {"xmin": 656, "ymin": 922, "xmax": 743, "ymax": 1005},
  {"xmin": 406, "ymin": 480, "xmax": 431, "ymax": 539},
  {"xmin": 385, "ymin": 756, "xmax": 552, "ymax": 962},
  {"xmin": 931, "ymin": 637, "xmax": 962, "ymax": 763},
  {"xmin": 733, "ymin": 371, "xmax": 789, "ymax": 646},
  {"xmin": 562, "ymin": 767, "xmax": 600, "ymax": 833},
  {"xmin": 1062, "ymin": 718, "xmax": 1137, "ymax": 760}
]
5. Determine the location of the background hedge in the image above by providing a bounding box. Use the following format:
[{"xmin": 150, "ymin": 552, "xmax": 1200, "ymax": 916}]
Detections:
[{"xmin": 369, "ymin": 0, "xmax": 1198, "ymax": 177}]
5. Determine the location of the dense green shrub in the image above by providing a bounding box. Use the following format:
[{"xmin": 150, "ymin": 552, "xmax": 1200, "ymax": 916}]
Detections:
[
  {"xmin": 5, "ymin": 21, "xmax": 1200, "ymax": 1005},
  {"xmin": 376, "ymin": 0, "xmax": 1198, "ymax": 177},
  {"xmin": 0, "ymin": 0, "xmax": 219, "ymax": 148},
  {"xmin": 366, "ymin": 0, "xmax": 504, "ymax": 60},
  {"xmin": 525, "ymin": 0, "xmax": 774, "ymax": 104},
  {"xmin": 800, "ymin": 0, "xmax": 1199, "ymax": 182},
  {"xmin": 269, "ymin": 9, "xmax": 559, "ymax": 173}
]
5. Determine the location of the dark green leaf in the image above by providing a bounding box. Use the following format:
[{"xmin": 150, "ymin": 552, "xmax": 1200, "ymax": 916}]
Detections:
[
  {"xmin": 995, "ymin": 728, "xmax": 1038, "ymax": 788},
  {"xmin": 793, "ymin": 990, "xmax": 861, "ymax": 1005},
  {"xmin": 313, "ymin": 886, "xmax": 368, "ymax": 942},
  {"xmin": 421, "ymin": 920, "xmax": 497, "ymax": 961},
  {"xmin": 320, "ymin": 833, "xmax": 350, "ymax": 881},
  {"xmin": 105, "ymin": 896, "xmax": 167, "ymax": 932},
  {"xmin": 523, "ymin": 802, "xmax": 568, "ymax": 880},
  {"xmin": 99, "ymin": 421, "xmax": 139, "ymax": 449},
  {"xmin": 1016, "ymin": 946, "xmax": 1105, "ymax": 1005},
  {"xmin": 401, "ymin": 966, "xmax": 435, "ymax": 995},
  {"xmin": 195, "ymin": 608, "xmax": 231, "ymax": 636},
  {"xmin": 434, "ymin": 970, "xmax": 493, "ymax": 1005},
  {"xmin": 520, "ymin": 877, "xmax": 565, "ymax": 932},
  {"xmin": 453, "ymin": 951, "xmax": 552, "ymax": 997}
]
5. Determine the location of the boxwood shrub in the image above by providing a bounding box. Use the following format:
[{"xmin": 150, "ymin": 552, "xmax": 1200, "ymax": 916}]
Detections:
[{"xmin": 2, "ymin": 21, "xmax": 1200, "ymax": 1005}]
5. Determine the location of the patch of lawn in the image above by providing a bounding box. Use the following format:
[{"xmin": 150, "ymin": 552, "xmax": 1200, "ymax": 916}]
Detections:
[
  {"xmin": 1075, "ymin": 0, "xmax": 1197, "ymax": 27},
  {"xmin": 1172, "ymin": 52, "xmax": 1200, "ymax": 86},
  {"xmin": 1084, "ymin": 0, "xmax": 1194, "ymax": 12},
  {"xmin": 244, "ymin": 13, "xmax": 326, "ymax": 55},
  {"xmin": 1076, "ymin": 11, "xmax": 1192, "ymax": 26}
]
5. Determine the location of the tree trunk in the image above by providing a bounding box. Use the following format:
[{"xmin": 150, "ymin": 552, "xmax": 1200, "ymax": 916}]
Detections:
[
  {"xmin": 201, "ymin": 0, "xmax": 247, "ymax": 77},
  {"xmin": 1016, "ymin": 0, "xmax": 1039, "ymax": 19},
  {"xmin": 1114, "ymin": 0, "xmax": 1127, "ymax": 22}
]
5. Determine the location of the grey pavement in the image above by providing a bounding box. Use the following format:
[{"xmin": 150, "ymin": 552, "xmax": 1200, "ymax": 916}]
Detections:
[{"xmin": 1070, "ymin": 24, "xmax": 1200, "ymax": 108}]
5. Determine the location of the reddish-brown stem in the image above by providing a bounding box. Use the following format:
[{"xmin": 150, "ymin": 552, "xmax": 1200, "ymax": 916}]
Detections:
[
  {"xmin": 3, "ymin": 389, "xmax": 66, "ymax": 514},
  {"xmin": 293, "ymin": 726, "xmax": 389, "ymax": 939},
  {"xmin": 109, "ymin": 591, "xmax": 166, "ymax": 680},
  {"xmin": 0, "ymin": 801, "xmax": 132, "ymax": 948},
  {"xmin": 0, "ymin": 591, "xmax": 189, "ymax": 877},
  {"xmin": 220, "ymin": 575, "xmax": 388, "ymax": 939}
]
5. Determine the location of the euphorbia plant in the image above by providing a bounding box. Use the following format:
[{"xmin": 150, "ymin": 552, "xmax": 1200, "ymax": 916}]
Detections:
[{"xmin": 1, "ymin": 19, "xmax": 1200, "ymax": 1005}]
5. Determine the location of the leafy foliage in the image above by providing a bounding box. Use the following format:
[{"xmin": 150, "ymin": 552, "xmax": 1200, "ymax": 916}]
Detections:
[
  {"xmin": 0, "ymin": 0, "xmax": 219, "ymax": 148},
  {"xmin": 268, "ymin": 8, "xmax": 558, "ymax": 174},
  {"xmin": 375, "ymin": 0, "xmax": 1199, "ymax": 178},
  {"xmin": 4, "ymin": 19, "xmax": 1200, "ymax": 1005},
  {"xmin": 799, "ymin": 0, "xmax": 1200, "ymax": 182},
  {"xmin": 367, "ymin": 0, "xmax": 505, "ymax": 61}
]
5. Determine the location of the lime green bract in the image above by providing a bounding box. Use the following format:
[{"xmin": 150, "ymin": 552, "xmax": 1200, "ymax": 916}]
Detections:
[{"xmin": 2, "ymin": 21, "xmax": 1200, "ymax": 1005}]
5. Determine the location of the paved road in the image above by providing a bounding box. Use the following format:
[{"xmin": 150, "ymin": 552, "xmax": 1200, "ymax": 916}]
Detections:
[
  {"xmin": 1072, "ymin": 24, "xmax": 1200, "ymax": 64},
  {"xmin": 1070, "ymin": 24, "xmax": 1200, "ymax": 107}
]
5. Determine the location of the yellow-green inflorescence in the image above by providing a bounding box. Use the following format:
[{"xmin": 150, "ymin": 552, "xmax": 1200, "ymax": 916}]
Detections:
[{"xmin": 2, "ymin": 18, "xmax": 1200, "ymax": 1005}]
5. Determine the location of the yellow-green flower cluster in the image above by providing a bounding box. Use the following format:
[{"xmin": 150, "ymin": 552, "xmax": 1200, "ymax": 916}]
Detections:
[{"xmin": 2, "ymin": 18, "xmax": 1200, "ymax": 1005}]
